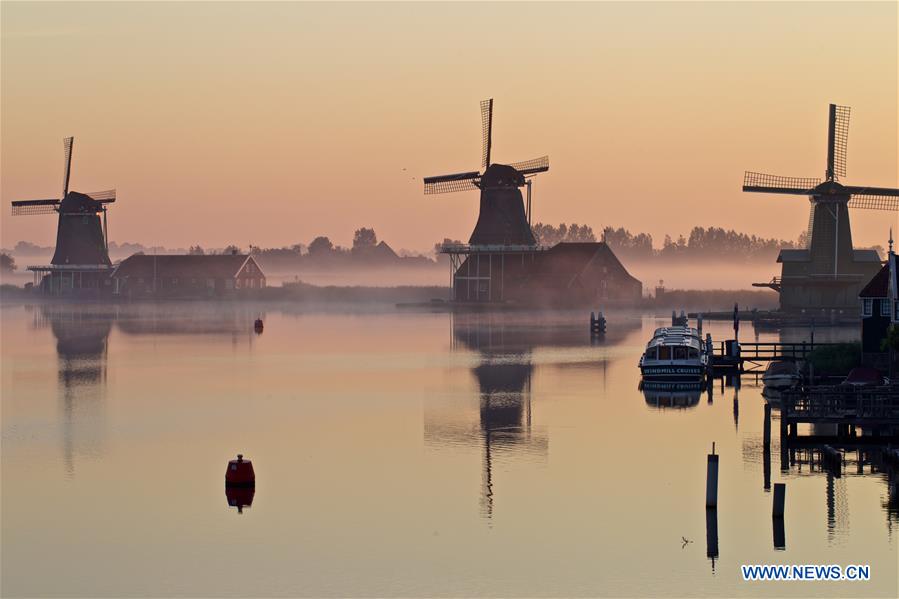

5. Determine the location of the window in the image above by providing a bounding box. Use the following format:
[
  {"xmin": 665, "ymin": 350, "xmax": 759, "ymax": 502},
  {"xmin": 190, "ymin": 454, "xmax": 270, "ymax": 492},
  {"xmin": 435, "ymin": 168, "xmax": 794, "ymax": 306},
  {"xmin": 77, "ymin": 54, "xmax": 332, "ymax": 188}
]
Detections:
[
  {"xmin": 689, "ymin": 348, "xmax": 699, "ymax": 359},
  {"xmin": 658, "ymin": 346, "xmax": 671, "ymax": 360},
  {"xmin": 862, "ymin": 299, "xmax": 873, "ymax": 317},
  {"xmin": 674, "ymin": 347, "xmax": 687, "ymax": 360},
  {"xmin": 881, "ymin": 299, "xmax": 891, "ymax": 317},
  {"xmin": 895, "ymin": 300, "xmax": 899, "ymax": 322}
]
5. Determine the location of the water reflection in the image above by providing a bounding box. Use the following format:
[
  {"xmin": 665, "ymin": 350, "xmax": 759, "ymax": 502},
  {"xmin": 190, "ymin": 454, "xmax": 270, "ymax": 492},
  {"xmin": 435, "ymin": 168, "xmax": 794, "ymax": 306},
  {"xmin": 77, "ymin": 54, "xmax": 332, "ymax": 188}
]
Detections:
[
  {"xmin": 447, "ymin": 315, "xmax": 550, "ymax": 519},
  {"xmin": 640, "ymin": 380, "xmax": 703, "ymax": 409},
  {"xmin": 36, "ymin": 303, "xmax": 260, "ymax": 477},
  {"xmin": 38, "ymin": 305, "xmax": 113, "ymax": 477}
]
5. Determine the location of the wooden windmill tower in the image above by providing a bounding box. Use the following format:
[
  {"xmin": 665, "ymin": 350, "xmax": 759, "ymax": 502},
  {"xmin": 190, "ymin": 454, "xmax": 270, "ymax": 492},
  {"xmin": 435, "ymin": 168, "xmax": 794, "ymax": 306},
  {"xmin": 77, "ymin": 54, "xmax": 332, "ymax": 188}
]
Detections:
[
  {"xmin": 424, "ymin": 99, "xmax": 549, "ymax": 245},
  {"xmin": 10, "ymin": 137, "xmax": 117, "ymax": 296},
  {"xmin": 743, "ymin": 104, "xmax": 899, "ymax": 314},
  {"xmin": 424, "ymin": 99, "xmax": 550, "ymax": 302}
]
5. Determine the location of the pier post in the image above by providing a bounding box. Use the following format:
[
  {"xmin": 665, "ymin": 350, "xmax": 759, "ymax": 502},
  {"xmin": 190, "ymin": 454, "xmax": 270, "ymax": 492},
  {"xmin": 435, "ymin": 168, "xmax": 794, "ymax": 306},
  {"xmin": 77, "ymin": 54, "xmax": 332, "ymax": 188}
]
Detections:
[
  {"xmin": 773, "ymin": 516, "xmax": 786, "ymax": 550},
  {"xmin": 706, "ymin": 443, "xmax": 719, "ymax": 508},
  {"xmin": 705, "ymin": 507, "xmax": 719, "ymax": 565},
  {"xmin": 763, "ymin": 404, "xmax": 772, "ymax": 490},
  {"xmin": 772, "ymin": 483, "xmax": 786, "ymax": 517}
]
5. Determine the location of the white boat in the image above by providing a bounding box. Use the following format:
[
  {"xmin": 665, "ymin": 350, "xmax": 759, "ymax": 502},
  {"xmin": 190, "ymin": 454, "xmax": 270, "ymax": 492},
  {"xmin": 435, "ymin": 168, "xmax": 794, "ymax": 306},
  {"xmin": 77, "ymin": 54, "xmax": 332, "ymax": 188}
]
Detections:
[
  {"xmin": 762, "ymin": 360, "xmax": 800, "ymax": 390},
  {"xmin": 639, "ymin": 325, "xmax": 710, "ymax": 381}
]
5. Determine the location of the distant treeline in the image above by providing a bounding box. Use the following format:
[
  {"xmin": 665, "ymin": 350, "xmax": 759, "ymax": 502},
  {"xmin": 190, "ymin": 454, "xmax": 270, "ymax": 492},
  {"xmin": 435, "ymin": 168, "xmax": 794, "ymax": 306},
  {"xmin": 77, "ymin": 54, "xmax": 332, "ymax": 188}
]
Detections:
[
  {"xmin": 5, "ymin": 223, "xmax": 885, "ymax": 270},
  {"xmin": 531, "ymin": 223, "xmax": 884, "ymax": 262}
]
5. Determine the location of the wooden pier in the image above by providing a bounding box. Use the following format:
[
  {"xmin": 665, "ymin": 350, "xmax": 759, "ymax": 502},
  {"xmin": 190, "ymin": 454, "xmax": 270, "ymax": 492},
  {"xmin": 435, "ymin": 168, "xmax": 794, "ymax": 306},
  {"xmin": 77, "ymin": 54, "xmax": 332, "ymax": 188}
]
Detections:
[
  {"xmin": 780, "ymin": 384, "xmax": 899, "ymax": 438},
  {"xmin": 711, "ymin": 341, "xmax": 842, "ymax": 373}
]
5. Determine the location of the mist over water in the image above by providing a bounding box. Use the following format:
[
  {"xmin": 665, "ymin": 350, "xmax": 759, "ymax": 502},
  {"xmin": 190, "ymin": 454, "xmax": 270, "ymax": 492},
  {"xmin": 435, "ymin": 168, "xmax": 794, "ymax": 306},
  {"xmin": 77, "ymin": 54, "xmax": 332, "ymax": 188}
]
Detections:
[{"xmin": 1, "ymin": 302, "xmax": 895, "ymax": 597}]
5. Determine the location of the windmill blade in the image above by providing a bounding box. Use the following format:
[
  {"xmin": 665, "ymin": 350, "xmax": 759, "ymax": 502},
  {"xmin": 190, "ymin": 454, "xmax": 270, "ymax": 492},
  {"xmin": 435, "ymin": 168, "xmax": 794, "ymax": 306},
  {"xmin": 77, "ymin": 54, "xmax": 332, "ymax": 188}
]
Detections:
[
  {"xmin": 742, "ymin": 171, "xmax": 820, "ymax": 195},
  {"xmin": 509, "ymin": 156, "xmax": 549, "ymax": 176},
  {"xmin": 826, "ymin": 104, "xmax": 850, "ymax": 181},
  {"xmin": 846, "ymin": 185, "xmax": 899, "ymax": 211},
  {"xmin": 423, "ymin": 171, "xmax": 481, "ymax": 195},
  {"xmin": 11, "ymin": 199, "xmax": 60, "ymax": 216},
  {"xmin": 481, "ymin": 99, "xmax": 493, "ymax": 169},
  {"xmin": 87, "ymin": 189, "xmax": 117, "ymax": 202},
  {"xmin": 62, "ymin": 136, "xmax": 74, "ymax": 198},
  {"xmin": 842, "ymin": 185, "xmax": 899, "ymax": 197},
  {"xmin": 848, "ymin": 194, "xmax": 899, "ymax": 211}
]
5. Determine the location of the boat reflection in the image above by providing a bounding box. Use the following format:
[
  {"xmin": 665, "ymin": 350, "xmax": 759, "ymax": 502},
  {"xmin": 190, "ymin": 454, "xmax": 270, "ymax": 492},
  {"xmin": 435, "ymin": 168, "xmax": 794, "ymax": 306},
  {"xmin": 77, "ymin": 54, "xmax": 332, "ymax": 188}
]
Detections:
[{"xmin": 640, "ymin": 380, "xmax": 704, "ymax": 410}]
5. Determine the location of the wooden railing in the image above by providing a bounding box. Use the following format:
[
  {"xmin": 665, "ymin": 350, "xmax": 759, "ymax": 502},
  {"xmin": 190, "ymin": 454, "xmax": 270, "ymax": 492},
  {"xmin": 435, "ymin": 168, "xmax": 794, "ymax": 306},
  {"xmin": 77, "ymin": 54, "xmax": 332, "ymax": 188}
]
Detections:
[{"xmin": 782, "ymin": 385, "xmax": 899, "ymax": 425}]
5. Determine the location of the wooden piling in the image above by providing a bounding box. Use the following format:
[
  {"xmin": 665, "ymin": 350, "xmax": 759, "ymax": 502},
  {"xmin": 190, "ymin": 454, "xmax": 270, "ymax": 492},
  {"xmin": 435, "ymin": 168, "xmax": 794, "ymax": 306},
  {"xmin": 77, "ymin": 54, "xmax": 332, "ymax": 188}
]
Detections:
[
  {"xmin": 773, "ymin": 516, "xmax": 786, "ymax": 550},
  {"xmin": 706, "ymin": 443, "xmax": 719, "ymax": 508},
  {"xmin": 772, "ymin": 483, "xmax": 786, "ymax": 517},
  {"xmin": 705, "ymin": 507, "xmax": 719, "ymax": 561}
]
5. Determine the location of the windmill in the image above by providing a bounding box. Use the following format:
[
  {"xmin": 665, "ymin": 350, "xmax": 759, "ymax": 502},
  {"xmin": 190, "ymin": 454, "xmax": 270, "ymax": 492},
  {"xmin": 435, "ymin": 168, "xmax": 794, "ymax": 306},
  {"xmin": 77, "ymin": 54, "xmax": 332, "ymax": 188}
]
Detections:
[
  {"xmin": 742, "ymin": 104, "xmax": 899, "ymax": 312},
  {"xmin": 424, "ymin": 99, "xmax": 548, "ymax": 246},
  {"xmin": 11, "ymin": 137, "xmax": 116, "ymax": 267}
]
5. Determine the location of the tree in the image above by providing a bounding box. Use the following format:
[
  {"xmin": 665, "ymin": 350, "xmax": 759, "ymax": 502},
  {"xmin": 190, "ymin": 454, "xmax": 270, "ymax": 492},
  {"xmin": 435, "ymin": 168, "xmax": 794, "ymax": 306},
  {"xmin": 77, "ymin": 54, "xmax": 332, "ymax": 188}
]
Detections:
[
  {"xmin": 223, "ymin": 244, "xmax": 241, "ymax": 255},
  {"xmin": 352, "ymin": 227, "xmax": 378, "ymax": 252},
  {"xmin": 308, "ymin": 236, "xmax": 334, "ymax": 256},
  {"xmin": 0, "ymin": 252, "xmax": 16, "ymax": 273},
  {"xmin": 532, "ymin": 222, "xmax": 596, "ymax": 246},
  {"xmin": 188, "ymin": 245, "xmax": 205, "ymax": 255}
]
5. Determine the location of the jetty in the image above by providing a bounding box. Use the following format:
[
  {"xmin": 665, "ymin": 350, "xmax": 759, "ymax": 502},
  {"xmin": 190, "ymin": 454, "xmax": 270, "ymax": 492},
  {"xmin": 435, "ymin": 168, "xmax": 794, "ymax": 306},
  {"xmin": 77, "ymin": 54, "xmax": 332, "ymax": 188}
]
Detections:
[{"xmin": 779, "ymin": 384, "xmax": 899, "ymax": 438}]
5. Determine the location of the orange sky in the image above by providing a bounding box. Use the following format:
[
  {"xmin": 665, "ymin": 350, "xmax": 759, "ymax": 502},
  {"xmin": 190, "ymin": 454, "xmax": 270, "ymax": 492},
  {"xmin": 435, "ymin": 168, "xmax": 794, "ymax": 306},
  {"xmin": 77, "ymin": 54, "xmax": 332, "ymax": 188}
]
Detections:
[{"xmin": 2, "ymin": 1, "xmax": 897, "ymax": 252}]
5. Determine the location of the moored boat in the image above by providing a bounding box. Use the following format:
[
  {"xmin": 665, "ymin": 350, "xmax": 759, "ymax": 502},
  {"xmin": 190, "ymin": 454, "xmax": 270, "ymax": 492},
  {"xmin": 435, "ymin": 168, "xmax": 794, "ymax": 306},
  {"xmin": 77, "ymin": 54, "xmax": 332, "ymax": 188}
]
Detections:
[
  {"xmin": 762, "ymin": 360, "xmax": 800, "ymax": 390},
  {"xmin": 639, "ymin": 324, "xmax": 710, "ymax": 381}
]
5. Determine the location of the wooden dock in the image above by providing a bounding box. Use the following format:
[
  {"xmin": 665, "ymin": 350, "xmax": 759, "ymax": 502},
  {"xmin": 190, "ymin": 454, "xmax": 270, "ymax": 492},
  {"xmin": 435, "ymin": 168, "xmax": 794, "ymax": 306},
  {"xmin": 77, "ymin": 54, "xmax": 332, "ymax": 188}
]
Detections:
[
  {"xmin": 780, "ymin": 384, "xmax": 899, "ymax": 438},
  {"xmin": 710, "ymin": 341, "xmax": 841, "ymax": 373}
]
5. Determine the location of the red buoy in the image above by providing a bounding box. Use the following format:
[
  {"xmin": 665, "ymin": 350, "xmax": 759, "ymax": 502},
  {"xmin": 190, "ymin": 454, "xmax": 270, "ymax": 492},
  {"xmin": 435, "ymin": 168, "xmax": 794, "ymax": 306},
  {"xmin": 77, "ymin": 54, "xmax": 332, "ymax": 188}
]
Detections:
[
  {"xmin": 225, "ymin": 486, "xmax": 255, "ymax": 513},
  {"xmin": 225, "ymin": 454, "xmax": 255, "ymax": 488}
]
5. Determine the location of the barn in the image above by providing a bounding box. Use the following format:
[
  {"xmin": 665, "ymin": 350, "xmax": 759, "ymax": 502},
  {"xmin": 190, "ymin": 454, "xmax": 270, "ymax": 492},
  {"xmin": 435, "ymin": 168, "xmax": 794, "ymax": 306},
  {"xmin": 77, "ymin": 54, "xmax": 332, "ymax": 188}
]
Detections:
[
  {"xmin": 111, "ymin": 254, "xmax": 265, "ymax": 298},
  {"xmin": 448, "ymin": 242, "xmax": 642, "ymax": 305}
]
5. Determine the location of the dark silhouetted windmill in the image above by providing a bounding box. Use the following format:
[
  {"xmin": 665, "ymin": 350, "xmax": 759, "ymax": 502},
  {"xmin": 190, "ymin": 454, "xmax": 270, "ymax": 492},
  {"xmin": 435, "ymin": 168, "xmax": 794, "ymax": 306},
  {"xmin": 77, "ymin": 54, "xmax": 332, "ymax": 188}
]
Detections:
[
  {"xmin": 10, "ymin": 137, "xmax": 116, "ymax": 295},
  {"xmin": 424, "ymin": 99, "xmax": 548, "ymax": 246},
  {"xmin": 743, "ymin": 104, "xmax": 899, "ymax": 312},
  {"xmin": 11, "ymin": 137, "xmax": 116, "ymax": 265}
]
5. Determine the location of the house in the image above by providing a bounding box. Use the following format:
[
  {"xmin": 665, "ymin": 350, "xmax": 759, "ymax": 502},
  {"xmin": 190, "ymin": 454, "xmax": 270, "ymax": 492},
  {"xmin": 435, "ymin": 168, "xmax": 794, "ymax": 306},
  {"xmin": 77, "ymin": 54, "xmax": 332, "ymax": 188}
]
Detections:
[
  {"xmin": 858, "ymin": 242, "xmax": 897, "ymax": 370},
  {"xmin": 773, "ymin": 247, "xmax": 882, "ymax": 314},
  {"xmin": 450, "ymin": 242, "xmax": 642, "ymax": 305},
  {"xmin": 111, "ymin": 254, "xmax": 265, "ymax": 298}
]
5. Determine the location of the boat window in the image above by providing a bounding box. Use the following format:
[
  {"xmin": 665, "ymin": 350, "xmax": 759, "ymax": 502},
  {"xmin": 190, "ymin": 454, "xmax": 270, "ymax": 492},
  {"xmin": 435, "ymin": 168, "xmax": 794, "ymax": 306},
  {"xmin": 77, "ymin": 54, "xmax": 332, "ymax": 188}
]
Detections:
[
  {"xmin": 674, "ymin": 347, "xmax": 687, "ymax": 360},
  {"xmin": 689, "ymin": 348, "xmax": 699, "ymax": 359},
  {"xmin": 658, "ymin": 346, "xmax": 671, "ymax": 360},
  {"xmin": 646, "ymin": 348, "xmax": 657, "ymax": 360}
]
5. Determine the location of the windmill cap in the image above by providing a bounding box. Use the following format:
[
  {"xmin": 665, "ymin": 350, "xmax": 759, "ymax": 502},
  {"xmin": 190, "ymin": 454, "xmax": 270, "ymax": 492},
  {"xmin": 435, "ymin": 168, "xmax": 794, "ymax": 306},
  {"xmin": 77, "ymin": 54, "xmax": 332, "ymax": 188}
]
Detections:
[
  {"xmin": 59, "ymin": 191, "xmax": 102, "ymax": 213},
  {"xmin": 480, "ymin": 163, "xmax": 525, "ymax": 188}
]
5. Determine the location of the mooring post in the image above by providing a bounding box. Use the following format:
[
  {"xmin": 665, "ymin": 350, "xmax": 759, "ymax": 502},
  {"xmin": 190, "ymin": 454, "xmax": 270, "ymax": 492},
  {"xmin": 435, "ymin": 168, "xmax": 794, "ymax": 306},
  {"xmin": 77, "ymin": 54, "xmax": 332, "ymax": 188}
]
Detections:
[
  {"xmin": 773, "ymin": 516, "xmax": 786, "ymax": 550},
  {"xmin": 772, "ymin": 482, "xmax": 786, "ymax": 517},
  {"xmin": 763, "ymin": 403, "xmax": 772, "ymax": 491},
  {"xmin": 706, "ymin": 507, "xmax": 719, "ymax": 565},
  {"xmin": 706, "ymin": 442, "xmax": 719, "ymax": 508}
]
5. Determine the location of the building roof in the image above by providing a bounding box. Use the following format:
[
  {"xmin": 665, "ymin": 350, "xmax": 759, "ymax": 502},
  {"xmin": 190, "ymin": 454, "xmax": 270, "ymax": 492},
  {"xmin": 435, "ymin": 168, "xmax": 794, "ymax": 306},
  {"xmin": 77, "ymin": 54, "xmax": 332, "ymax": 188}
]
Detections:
[
  {"xmin": 852, "ymin": 249, "xmax": 883, "ymax": 263},
  {"xmin": 777, "ymin": 249, "xmax": 810, "ymax": 263},
  {"xmin": 859, "ymin": 253, "xmax": 896, "ymax": 298},
  {"xmin": 530, "ymin": 242, "xmax": 639, "ymax": 283},
  {"xmin": 111, "ymin": 254, "xmax": 262, "ymax": 279},
  {"xmin": 778, "ymin": 248, "xmax": 881, "ymax": 264}
]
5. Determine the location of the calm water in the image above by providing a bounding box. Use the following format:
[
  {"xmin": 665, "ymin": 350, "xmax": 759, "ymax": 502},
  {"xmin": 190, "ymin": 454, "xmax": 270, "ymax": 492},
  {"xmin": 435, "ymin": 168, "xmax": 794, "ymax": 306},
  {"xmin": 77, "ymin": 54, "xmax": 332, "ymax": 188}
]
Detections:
[{"xmin": 1, "ymin": 302, "xmax": 896, "ymax": 597}]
